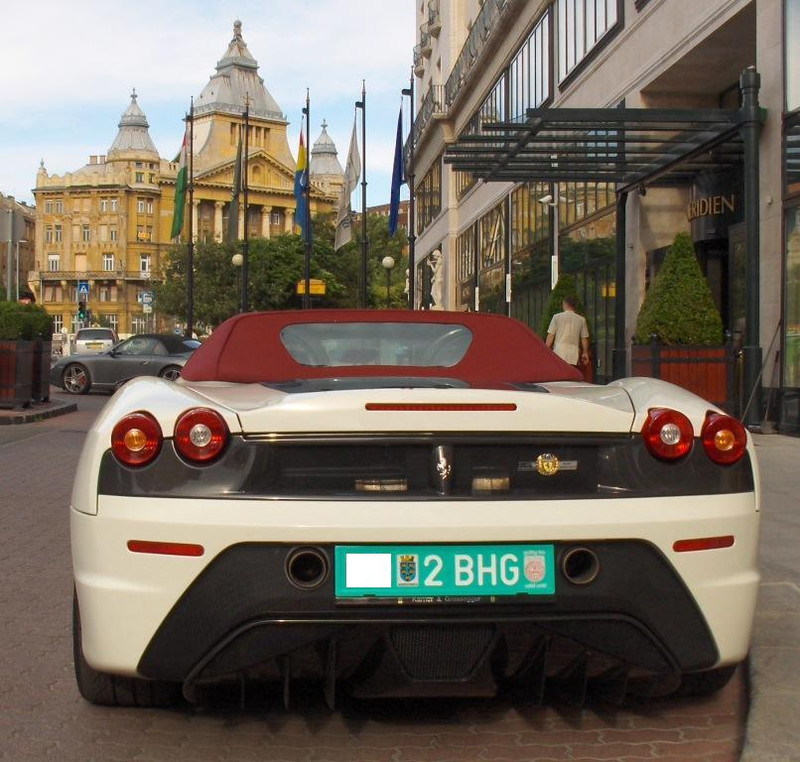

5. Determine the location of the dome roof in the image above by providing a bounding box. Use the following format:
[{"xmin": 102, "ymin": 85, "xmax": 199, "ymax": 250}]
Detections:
[
  {"xmin": 195, "ymin": 20, "xmax": 285, "ymax": 122},
  {"xmin": 310, "ymin": 121, "xmax": 344, "ymax": 178},
  {"xmin": 106, "ymin": 90, "xmax": 159, "ymax": 159}
]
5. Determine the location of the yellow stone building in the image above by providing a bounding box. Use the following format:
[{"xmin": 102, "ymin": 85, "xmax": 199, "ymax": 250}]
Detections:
[{"xmin": 32, "ymin": 20, "xmax": 340, "ymax": 337}]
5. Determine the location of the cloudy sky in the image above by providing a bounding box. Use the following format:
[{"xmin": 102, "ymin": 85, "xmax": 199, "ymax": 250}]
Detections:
[{"xmin": 0, "ymin": 1, "xmax": 415, "ymax": 208}]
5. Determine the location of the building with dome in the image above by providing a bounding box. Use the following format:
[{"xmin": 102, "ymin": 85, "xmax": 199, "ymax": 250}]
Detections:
[{"xmin": 32, "ymin": 20, "xmax": 343, "ymax": 337}]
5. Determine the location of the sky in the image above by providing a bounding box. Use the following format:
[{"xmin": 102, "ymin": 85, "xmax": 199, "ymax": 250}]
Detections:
[{"xmin": 0, "ymin": 1, "xmax": 415, "ymax": 209}]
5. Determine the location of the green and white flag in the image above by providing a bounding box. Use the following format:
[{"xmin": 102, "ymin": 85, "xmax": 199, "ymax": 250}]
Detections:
[{"xmin": 170, "ymin": 128, "xmax": 189, "ymax": 240}]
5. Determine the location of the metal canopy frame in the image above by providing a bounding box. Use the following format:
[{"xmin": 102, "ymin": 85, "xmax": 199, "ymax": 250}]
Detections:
[
  {"xmin": 443, "ymin": 107, "xmax": 744, "ymax": 193},
  {"xmin": 440, "ymin": 68, "xmax": 764, "ymax": 426}
]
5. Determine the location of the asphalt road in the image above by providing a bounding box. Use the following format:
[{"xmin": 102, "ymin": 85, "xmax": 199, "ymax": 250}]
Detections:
[{"xmin": 0, "ymin": 390, "xmax": 746, "ymax": 761}]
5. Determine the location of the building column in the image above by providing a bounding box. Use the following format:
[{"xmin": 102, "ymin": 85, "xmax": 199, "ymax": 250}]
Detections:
[
  {"xmin": 261, "ymin": 206, "xmax": 272, "ymax": 239},
  {"xmin": 192, "ymin": 200, "xmax": 199, "ymax": 243},
  {"xmin": 214, "ymin": 202, "xmax": 224, "ymax": 241},
  {"xmin": 285, "ymin": 209, "xmax": 294, "ymax": 234}
]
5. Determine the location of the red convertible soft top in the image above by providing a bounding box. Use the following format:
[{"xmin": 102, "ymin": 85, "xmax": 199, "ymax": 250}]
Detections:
[{"xmin": 180, "ymin": 309, "xmax": 582, "ymax": 385}]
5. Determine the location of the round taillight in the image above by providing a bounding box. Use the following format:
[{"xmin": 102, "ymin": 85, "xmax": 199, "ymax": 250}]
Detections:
[
  {"xmin": 111, "ymin": 412, "xmax": 162, "ymax": 467},
  {"xmin": 174, "ymin": 408, "xmax": 229, "ymax": 463},
  {"xmin": 701, "ymin": 412, "xmax": 747, "ymax": 465},
  {"xmin": 641, "ymin": 408, "xmax": 694, "ymax": 461}
]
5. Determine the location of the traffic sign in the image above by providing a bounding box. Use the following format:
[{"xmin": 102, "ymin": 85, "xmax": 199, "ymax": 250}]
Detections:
[
  {"xmin": 141, "ymin": 291, "xmax": 154, "ymax": 306},
  {"xmin": 77, "ymin": 281, "xmax": 89, "ymax": 296}
]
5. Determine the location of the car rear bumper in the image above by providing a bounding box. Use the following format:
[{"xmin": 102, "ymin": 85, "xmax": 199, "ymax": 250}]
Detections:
[{"xmin": 72, "ymin": 492, "xmax": 760, "ymax": 694}]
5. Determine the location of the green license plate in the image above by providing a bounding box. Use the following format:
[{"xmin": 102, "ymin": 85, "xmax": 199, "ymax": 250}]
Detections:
[{"xmin": 334, "ymin": 544, "xmax": 555, "ymax": 599}]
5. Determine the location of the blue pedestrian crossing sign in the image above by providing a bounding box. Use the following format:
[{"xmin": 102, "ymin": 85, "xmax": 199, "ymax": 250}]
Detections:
[{"xmin": 78, "ymin": 281, "xmax": 89, "ymax": 297}]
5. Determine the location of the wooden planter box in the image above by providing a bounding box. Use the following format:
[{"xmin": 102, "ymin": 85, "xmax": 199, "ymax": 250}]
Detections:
[
  {"xmin": 31, "ymin": 338, "xmax": 52, "ymax": 403},
  {"xmin": 631, "ymin": 339, "xmax": 735, "ymax": 413},
  {"xmin": 0, "ymin": 339, "xmax": 34, "ymax": 409}
]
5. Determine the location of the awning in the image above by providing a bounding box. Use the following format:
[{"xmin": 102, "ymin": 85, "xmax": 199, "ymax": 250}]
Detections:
[{"xmin": 443, "ymin": 107, "xmax": 745, "ymax": 193}]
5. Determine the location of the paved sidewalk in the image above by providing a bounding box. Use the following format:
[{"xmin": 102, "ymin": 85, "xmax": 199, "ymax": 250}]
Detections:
[
  {"xmin": 0, "ymin": 397, "xmax": 76, "ymax": 425},
  {"xmin": 741, "ymin": 433, "xmax": 800, "ymax": 761}
]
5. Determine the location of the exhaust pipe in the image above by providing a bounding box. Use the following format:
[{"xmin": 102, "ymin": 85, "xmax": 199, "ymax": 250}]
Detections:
[
  {"xmin": 561, "ymin": 547, "xmax": 600, "ymax": 585},
  {"xmin": 286, "ymin": 547, "xmax": 329, "ymax": 590}
]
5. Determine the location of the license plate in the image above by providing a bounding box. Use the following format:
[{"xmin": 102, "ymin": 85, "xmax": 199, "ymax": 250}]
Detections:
[
  {"xmin": 87, "ymin": 342, "xmax": 102, "ymax": 349},
  {"xmin": 334, "ymin": 544, "xmax": 555, "ymax": 599}
]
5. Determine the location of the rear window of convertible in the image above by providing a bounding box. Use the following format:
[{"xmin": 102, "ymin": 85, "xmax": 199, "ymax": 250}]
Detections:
[{"xmin": 280, "ymin": 322, "xmax": 474, "ymax": 367}]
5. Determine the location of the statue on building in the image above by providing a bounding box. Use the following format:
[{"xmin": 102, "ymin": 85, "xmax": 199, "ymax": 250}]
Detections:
[{"xmin": 428, "ymin": 250, "xmax": 444, "ymax": 309}]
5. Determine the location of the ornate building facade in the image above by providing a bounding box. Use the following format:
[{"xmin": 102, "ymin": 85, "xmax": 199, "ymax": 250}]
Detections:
[{"xmin": 32, "ymin": 20, "xmax": 341, "ymax": 337}]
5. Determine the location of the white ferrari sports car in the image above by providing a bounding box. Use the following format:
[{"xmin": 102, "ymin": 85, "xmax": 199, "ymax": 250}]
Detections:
[{"xmin": 71, "ymin": 310, "xmax": 760, "ymax": 708}]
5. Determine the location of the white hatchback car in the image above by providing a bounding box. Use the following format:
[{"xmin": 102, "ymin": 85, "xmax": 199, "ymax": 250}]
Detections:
[{"xmin": 74, "ymin": 327, "xmax": 119, "ymax": 354}]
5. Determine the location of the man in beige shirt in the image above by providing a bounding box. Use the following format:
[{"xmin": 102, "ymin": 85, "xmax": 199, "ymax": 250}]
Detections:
[{"xmin": 546, "ymin": 295, "xmax": 589, "ymax": 367}]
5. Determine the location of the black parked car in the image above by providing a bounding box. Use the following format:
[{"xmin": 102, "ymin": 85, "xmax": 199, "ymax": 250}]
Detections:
[{"xmin": 51, "ymin": 334, "xmax": 201, "ymax": 394}]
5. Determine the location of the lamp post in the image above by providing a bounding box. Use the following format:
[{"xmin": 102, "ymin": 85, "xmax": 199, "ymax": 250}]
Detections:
[
  {"xmin": 15, "ymin": 239, "xmax": 27, "ymax": 300},
  {"xmin": 231, "ymin": 252, "xmax": 243, "ymax": 312},
  {"xmin": 381, "ymin": 256, "xmax": 395, "ymax": 308}
]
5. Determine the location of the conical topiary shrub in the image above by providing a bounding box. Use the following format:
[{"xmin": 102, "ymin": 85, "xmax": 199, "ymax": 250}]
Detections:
[{"xmin": 634, "ymin": 232, "xmax": 723, "ymax": 345}]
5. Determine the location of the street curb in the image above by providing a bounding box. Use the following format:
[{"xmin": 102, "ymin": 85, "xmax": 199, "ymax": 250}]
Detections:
[{"xmin": 0, "ymin": 399, "xmax": 77, "ymax": 425}]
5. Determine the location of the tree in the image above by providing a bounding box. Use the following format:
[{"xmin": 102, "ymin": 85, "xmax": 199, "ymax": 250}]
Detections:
[{"xmin": 634, "ymin": 232, "xmax": 723, "ymax": 345}]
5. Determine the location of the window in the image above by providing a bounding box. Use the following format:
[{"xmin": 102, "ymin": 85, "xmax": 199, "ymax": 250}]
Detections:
[
  {"xmin": 416, "ymin": 157, "xmax": 442, "ymax": 235},
  {"xmin": 53, "ymin": 314, "xmax": 63, "ymax": 333},
  {"xmin": 140, "ymin": 255, "xmax": 151, "ymax": 274},
  {"xmin": 137, "ymin": 199, "xmax": 145, "ymax": 213},
  {"xmin": 82, "ymin": 224, "xmax": 90, "ymax": 243},
  {"xmin": 110, "ymin": 198, "xmax": 117, "ymax": 212},
  {"xmin": 509, "ymin": 10, "xmax": 552, "ymax": 119},
  {"xmin": 45, "ymin": 201, "xmax": 53, "ymax": 214},
  {"xmin": 102, "ymin": 253, "xmax": 115, "ymax": 271},
  {"xmin": 44, "ymin": 284, "xmax": 63, "ymax": 302},
  {"xmin": 55, "ymin": 200, "xmax": 63, "ymax": 213},
  {"xmin": 45, "ymin": 227, "xmax": 53, "ymax": 244},
  {"xmin": 135, "ymin": 172, "xmax": 144, "ymax": 183},
  {"xmin": 55, "ymin": 225, "xmax": 62, "ymax": 242},
  {"xmin": 147, "ymin": 200, "xmax": 153, "ymax": 214},
  {"xmin": 48, "ymin": 254, "xmax": 60, "ymax": 271},
  {"xmin": 558, "ymin": 0, "xmax": 620, "ymax": 82},
  {"xmin": 271, "ymin": 212, "xmax": 281, "ymax": 225},
  {"xmin": 788, "ymin": 0, "xmax": 800, "ymax": 111},
  {"xmin": 105, "ymin": 314, "xmax": 119, "ymax": 332},
  {"xmin": 110, "ymin": 227, "xmax": 118, "ymax": 242},
  {"xmin": 131, "ymin": 315, "xmax": 148, "ymax": 333},
  {"xmin": 100, "ymin": 198, "xmax": 109, "ymax": 212},
  {"xmin": 99, "ymin": 284, "xmax": 117, "ymax": 302}
]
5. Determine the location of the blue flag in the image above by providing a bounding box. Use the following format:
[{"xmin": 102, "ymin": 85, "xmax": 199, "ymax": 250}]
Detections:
[
  {"xmin": 294, "ymin": 128, "xmax": 308, "ymax": 241},
  {"xmin": 388, "ymin": 107, "xmax": 404, "ymax": 237}
]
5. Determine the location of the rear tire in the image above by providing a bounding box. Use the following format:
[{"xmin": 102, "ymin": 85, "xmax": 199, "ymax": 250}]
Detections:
[
  {"xmin": 677, "ymin": 665, "xmax": 737, "ymax": 697},
  {"xmin": 73, "ymin": 591, "xmax": 180, "ymax": 707},
  {"xmin": 159, "ymin": 365, "xmax": 182, "ymax": 381},
  {"xmin": 62, "ymin": 363, "xmax": 91, "ymax": 395}
]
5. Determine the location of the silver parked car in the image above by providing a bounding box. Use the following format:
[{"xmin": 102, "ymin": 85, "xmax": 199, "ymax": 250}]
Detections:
[
  {"xmin": 51, "ymin": 333, "xmax": 201, "ymax": 394},
  {"xmin": 73, "ymin": 327, "xmax": 119, "ymax": 354}
]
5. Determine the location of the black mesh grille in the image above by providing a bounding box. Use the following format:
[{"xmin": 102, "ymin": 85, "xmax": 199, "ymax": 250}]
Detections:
[{"xmin": 389, "ymin": 625, "xmax": 495, "ymax": 680}]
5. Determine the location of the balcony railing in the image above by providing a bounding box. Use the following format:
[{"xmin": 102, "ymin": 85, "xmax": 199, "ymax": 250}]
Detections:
[
  {"xmin": 37, "ymin": 270, "xmax": 151, "ymax": 282},
  {"xmin": 444, "ymin": 0, "xmax": 517, "ymax": 109},
  {"xmin": 428, "ymin": 0, "xmax": 441, "ymax": 36},
  {"xmin": 412, "ymin": 85, "xmax": 446, "ymax": 147}
]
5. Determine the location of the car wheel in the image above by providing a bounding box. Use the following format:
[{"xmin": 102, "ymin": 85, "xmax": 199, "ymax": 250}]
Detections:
[
  {"xmin": 160, "ymin": 365, "xmax": 182, "ymax": 381},
  {"xmin": 62, "ymin": 363, "xmax": 91, "ymax": 394},
  {"xmin": 677, "ymin": 665, "xmax": 737, "ymax": 697},
  {"xmin": 73, "ymin": 591, "xmax": 181, "ymax": 707}
]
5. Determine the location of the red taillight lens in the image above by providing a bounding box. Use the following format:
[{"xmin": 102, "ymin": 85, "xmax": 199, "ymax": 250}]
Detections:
[
  {"xmin": 174, "ymin": 408, "xmax": 229, "ymax": 463},
  {"xmin": 111, "ymin": 412, "xmax": 162, "ymax": 467},
  {"xmin": 701, "ymin": 412, "xmax": 747, "ymax": 465},
  {"xmin": 641, "ymin": 408, "xmax": 694, "ymax": 461}
]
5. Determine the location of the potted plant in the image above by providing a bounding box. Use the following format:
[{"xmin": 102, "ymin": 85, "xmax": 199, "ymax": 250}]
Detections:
[
  {"xmin": 541, "ymin": 274, "xmax": 593, "ymax": 382},
  {"xmin": 632, "ymin": 232, "xmax": 731, "ymax": 408},
  {"xmin": 0, "ymin": 301, "xmax": 53, "ymax": 408}
]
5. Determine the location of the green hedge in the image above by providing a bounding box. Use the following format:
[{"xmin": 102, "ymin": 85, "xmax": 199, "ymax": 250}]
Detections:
[
  {"xmin": 0, "ymin": 302, "xmax": 53, "ymax": 341},
  {"xmin": 634, "ymin": 232, "xmax": 723, "ymax": 345}
]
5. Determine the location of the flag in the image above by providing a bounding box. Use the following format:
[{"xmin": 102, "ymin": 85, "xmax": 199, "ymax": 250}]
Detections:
[
  {"xmin": 226, "ymin": 135, "xmax": 243, "ymax": 244},
  {"xmin": 389, "ymin": 107, "xmax": 405, "ymax": 237},
  {"xmin": 335, "ymin": 117, "xmax": 361, "ymax": 250},
  {"xmin": 170, "ymin": 127, "xmax": 189, "ymax": 239},
  {"xmin": 294, "ymin": 128, "xmax": 309, "ymax": 241}
]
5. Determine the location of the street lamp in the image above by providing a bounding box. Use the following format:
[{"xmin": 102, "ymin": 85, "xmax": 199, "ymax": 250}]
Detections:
[
  {"xmin": 231, "ymin": 252, "xmax": 244, "ymax": 312},
  {"xmin": 15, "ymin": 239, "xmax": 27, "ymax": 300},
  {"xmin": 381, "ymin": 255, "xmax": 395, "ymax": 308}
]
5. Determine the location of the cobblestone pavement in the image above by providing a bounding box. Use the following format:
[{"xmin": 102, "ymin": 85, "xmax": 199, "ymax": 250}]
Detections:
[{"xmin": 0, "ymin": 393, "xmax": 747, "ymax": 761}]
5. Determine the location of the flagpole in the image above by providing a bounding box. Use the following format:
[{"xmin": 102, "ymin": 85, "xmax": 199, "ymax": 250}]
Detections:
[
  {"xmin": 242, "ymin": 98, "xmax": 250, "ymax": 313},
  {"xmin": 402, "ymin": 73, "xmax": 415, "ymax": 310},
  {"xmin": 186, "ymin": 97, "xmax": 195, "ymax": 337},
  {"xmin": 302, "ymin": 90, "xmax": 312, "ymax": 309},
  {"xmin": 355, "ymin": 81, "xmax": 367, "ymax": 308}
]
